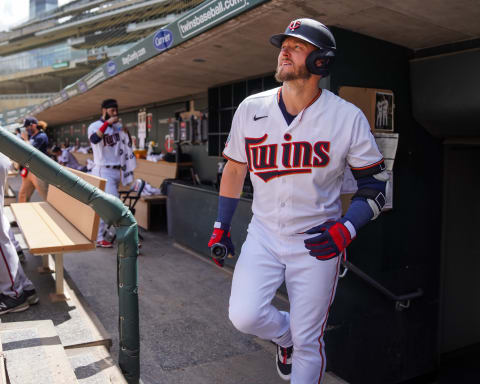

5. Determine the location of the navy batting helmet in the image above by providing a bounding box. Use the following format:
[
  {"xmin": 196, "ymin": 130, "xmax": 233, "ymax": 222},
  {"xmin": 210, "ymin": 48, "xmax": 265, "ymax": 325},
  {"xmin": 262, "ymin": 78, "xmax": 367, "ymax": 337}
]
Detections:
[{"xmin": 270, "ymin": 18, "xmax": 336, "ymax": 77}]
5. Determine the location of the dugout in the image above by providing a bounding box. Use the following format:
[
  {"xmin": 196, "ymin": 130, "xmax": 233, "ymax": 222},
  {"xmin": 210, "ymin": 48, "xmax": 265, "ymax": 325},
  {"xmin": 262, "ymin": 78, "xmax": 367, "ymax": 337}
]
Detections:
[{"xmin": 31, "ymin": 1, "xmax": 479, "ymax": 383}]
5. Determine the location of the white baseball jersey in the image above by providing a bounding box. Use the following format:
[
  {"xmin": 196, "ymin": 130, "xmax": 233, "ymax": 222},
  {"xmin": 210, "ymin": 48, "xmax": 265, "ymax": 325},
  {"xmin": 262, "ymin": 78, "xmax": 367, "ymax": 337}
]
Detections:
[
  {"xmin": 223, "ymin": 87, "xmax": 383, "ymax": 236},
  {"xmin": 88, "ymin": 120, "xmax": 123, "ymax": 166},
  {"xmin": 59, "ymin": 149, "xmax": 82, "ymax": 170}
]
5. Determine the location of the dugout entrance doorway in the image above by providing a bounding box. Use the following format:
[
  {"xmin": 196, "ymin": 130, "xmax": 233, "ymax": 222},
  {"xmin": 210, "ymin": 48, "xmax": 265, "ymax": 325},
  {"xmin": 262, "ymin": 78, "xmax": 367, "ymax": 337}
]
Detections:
[{"xmin": 439, "ymin": 144, "xmax": 480, "ymax": 381}]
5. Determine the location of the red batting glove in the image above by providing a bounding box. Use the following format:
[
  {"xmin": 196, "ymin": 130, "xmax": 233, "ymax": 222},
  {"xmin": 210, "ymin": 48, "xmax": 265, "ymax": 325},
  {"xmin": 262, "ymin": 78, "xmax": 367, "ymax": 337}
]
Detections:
[
  {"xmin": 304, "ymin": 221, "xmax": 352, "ymax": 260},
  {"xmin": 208, "ymin": 225, "xmax": 235, "ymax": 267}
]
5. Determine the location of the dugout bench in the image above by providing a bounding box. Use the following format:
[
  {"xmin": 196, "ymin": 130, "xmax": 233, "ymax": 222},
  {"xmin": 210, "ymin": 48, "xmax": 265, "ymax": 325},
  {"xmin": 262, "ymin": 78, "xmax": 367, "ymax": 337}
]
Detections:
[
  {"xmin": 72, "ymin": 151, "xmax": 192, "ymax": 229},
  {"xmin": 130, "ymin": 158, "xmax": 192, "ymax": 230},
  {"xmin": 10, "ymin": 168, "xmax": 106, "ymax": 301}
]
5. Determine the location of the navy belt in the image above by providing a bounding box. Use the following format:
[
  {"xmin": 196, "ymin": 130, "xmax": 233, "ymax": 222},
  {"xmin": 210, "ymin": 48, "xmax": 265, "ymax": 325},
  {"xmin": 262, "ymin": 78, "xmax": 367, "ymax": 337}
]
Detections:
[{"xmin": 104, "ymin": 165, "xmax": 121, "ymax": 169}]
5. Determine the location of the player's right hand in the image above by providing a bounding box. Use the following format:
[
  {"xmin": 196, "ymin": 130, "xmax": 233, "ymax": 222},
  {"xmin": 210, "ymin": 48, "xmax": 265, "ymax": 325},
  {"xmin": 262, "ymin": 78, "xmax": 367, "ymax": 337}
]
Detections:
[
  {"xmin": 208, "ymin": 223, "xmax": 235, "ymax": 267},
  {"xmin": 107, "ymin": 116, "xmax": 119, "ymax": 125},
  {"xmin": 304, "ymin": 220, "xmax": 352, "ymax": 261}
]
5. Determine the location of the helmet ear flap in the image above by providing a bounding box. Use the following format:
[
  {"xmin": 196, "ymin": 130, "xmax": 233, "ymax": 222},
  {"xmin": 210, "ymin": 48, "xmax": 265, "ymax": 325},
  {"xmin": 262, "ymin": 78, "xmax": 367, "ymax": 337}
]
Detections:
[{"xmin": 306, "ymin": 49, "xmax": 335, "ymax": 76}]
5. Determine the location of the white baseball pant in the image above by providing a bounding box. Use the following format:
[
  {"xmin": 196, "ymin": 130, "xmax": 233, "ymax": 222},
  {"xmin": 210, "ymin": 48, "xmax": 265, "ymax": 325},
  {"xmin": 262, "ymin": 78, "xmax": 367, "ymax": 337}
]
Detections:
[
  {"xmin": 91, "ymin": 165, "xmax": 120, "ymax": 241},
  {"xmin": 0, "ymin": 155, "xmax": 34, "ymax": 297},
  {"xmin": 229, "ymin": 228, "xmax": 341, "ymax": 384}
]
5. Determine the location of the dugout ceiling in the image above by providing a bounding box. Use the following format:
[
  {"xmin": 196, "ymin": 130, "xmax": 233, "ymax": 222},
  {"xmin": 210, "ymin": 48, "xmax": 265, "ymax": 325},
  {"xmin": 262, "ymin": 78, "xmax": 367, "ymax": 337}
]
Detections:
[{"xmin": 35, "ymin": 0, "xmax": 480, "ymax": 126}]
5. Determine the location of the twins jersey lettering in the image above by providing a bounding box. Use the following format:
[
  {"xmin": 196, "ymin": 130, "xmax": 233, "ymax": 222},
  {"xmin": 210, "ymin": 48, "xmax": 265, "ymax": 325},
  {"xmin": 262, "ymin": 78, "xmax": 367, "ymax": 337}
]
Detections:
[
  {"xmin": 223, "ymin": 88, "xmax": 383, "ymax": 236},
  {"xmin": 87, "ymin": 120, "xmax": 123, "ymax": 166}
]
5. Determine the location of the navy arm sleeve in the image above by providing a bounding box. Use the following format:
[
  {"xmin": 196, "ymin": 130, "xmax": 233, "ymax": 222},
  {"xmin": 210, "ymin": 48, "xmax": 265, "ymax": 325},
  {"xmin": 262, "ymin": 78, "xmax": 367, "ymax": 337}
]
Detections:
[
  {"xmin": 343, "ymin": 175, "xmax": 387, "ymax": 232},
  {"xmin": 90, "ymin": 133, "xmax": 102, "ymax": 144}
]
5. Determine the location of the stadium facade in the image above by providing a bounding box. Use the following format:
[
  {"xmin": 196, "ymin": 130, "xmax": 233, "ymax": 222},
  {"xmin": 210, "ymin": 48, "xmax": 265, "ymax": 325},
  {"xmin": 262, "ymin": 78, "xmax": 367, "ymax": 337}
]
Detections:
[{"xmin": 0, "ymin": 0, "xmax": 203, "ymax": 119}]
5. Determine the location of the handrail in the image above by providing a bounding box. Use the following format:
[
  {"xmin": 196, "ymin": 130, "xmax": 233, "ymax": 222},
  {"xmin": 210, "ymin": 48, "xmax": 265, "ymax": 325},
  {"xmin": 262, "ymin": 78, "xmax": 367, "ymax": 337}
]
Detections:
[{"xmin": 341, "ymin": 260, "xmax": 424, "ymax": 311}]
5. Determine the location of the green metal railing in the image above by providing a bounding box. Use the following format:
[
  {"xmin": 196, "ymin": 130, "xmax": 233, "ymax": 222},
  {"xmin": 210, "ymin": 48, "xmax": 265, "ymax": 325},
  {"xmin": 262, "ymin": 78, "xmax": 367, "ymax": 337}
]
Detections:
[{"xmin": 0, "ymin": 129, "xmax": 140, "ymax": 383}]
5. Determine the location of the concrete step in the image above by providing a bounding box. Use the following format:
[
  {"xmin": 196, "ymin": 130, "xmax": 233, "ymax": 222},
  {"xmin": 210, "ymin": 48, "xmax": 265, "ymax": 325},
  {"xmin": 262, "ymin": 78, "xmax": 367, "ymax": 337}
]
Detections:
[
  {"xmin": 0, "ymin": 320, "xmax": 127, "ymax": 384},
  {"xmin": 65, "ymin": 345, "xmax": 127, "ymax": 384},
  {"xmin": 0, "ymin": 320, "xmax": 78, "ymax": 383}
]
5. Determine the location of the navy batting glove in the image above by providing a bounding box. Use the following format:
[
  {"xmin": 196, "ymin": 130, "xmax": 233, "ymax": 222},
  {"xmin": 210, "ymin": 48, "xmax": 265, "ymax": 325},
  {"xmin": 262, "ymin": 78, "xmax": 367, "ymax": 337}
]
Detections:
[
  {"xmin": 304, "ymin": 220, "xmax": 352, "ymax": 260},
  {"xmin": 208, "ymin": 222, "xmax": 235, "ymax": 267}
]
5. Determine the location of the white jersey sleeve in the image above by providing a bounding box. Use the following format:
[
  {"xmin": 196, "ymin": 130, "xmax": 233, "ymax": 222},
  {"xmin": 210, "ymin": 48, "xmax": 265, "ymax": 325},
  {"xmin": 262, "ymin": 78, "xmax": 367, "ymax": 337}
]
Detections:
[
  {"xmin": 59, "ymin": 149, "xmax": 69, "ymax": 164},
  {"xmin": 347, "ymin": 111, "xmax": 384, "ymax": 171},
  {"xmin": 223, "ymin": 103, "xmax": 247, "ymax": 164}
]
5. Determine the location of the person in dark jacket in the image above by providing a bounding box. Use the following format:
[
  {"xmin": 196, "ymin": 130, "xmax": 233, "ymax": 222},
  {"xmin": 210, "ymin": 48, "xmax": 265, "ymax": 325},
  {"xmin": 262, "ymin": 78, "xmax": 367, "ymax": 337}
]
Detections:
[{"xmin": 18, "ymin": 117, "xmax": 49, "ymax": 202}]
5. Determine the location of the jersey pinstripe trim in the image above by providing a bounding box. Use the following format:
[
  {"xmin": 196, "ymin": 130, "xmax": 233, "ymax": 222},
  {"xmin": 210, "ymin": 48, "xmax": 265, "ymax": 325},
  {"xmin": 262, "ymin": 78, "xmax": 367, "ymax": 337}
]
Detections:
[
  {"xmin": 318, "ymin": 254, "xmax": 341, "ymax": 384},
  {"xmin": 0, "ymin": 244, "xmax": 18, "ymax": 297},
  {"xmin": 350, "ymin": 158, "xmax": 385, "ymax": 179},
  {"xmin": 350, "ymin": 158, "xmax": 385, "ymax": 171},
  {"xmin": 277, "ymin": 88, "xmax": 322, "ymax": 116},
  {"xmin": 222, "ymin": 153, "xmax": 247, "ymax": 165}
]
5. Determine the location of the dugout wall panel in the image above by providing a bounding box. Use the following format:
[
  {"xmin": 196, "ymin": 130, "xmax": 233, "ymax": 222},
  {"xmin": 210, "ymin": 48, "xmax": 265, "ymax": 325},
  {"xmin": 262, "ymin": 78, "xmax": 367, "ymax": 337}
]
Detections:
[
  {"xmin": 324, "ymin": 28, "xmax": 443, "ymax": 384},
  {"xmin": 441, "ymin": 146, "xmax": 480, "ymax": 353}
]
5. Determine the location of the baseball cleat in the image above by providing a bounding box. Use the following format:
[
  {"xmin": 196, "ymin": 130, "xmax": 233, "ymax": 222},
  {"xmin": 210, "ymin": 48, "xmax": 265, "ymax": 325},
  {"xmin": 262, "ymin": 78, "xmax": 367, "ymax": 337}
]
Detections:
[
  {"xmin": 96, "ymin": 240, "xmax": 113, "ymax": 248},
  {"xmin": 0, "ymin": 292, "xmax": 30, "ymax": 315},
  {"xmin": 17, "ymin": 249, "xmax": 26, "ymax": 264},
  {"xmin": 276, "ymin": 344, "xmax": 293, "ymax": 380},
  {"xmin": 24, "ymin": 289, "xmax": 39, "ymax": 305}
]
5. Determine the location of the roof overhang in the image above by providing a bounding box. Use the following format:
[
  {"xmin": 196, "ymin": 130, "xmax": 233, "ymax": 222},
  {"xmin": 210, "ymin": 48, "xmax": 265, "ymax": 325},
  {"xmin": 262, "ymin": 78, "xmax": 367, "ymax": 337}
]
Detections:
[{"xmin": 36, "ymin": 0, "xmax": 480, "ymax": 126}]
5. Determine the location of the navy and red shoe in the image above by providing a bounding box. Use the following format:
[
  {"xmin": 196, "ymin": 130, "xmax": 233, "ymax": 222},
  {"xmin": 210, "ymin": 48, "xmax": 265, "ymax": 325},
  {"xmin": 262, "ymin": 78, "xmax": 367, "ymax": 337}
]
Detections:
[{"xmin": 276, "ymin": 344, "xmax": 293, "ymax": 380}]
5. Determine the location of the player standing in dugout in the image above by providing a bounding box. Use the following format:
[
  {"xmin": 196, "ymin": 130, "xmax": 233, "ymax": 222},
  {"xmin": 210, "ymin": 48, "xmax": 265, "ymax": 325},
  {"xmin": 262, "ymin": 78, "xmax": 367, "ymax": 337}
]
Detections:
[
  {"xmin": 88, "ymin": 99, "xmax": 124, "ymax": 248},
  {"xmin": 208, "ymin": 19, "xmax": 388, "ymax": 383}
]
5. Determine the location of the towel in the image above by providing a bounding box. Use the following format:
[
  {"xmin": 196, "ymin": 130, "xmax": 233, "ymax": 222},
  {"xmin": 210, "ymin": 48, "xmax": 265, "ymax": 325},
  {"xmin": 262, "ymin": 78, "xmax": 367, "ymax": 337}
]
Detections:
[{"xmin": 119, "ymin": 130, "xmax": 136, "ymax": 186}]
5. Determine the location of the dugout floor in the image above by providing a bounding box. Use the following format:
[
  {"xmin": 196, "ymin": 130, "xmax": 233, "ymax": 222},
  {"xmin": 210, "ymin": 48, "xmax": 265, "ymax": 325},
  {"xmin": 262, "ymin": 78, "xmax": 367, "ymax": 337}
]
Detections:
[{"xmin": 4, "ymin": 174, "xmax": 477, "ymax": 383}]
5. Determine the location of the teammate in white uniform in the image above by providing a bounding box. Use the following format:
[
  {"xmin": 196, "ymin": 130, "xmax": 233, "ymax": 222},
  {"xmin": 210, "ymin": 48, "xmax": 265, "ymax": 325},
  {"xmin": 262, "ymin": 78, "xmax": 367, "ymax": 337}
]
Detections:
[
  {"xmin": 381, "ymin": 97, "xmax": 389, "ymax": 127},
  {"xmin": 52, "ymin": 146, "xmax": 86, "ymax": 171},
  {"xmin": 88, "ymin": 99, "xmax": 123, "ymax": 248},
  {"xmin": 376, "ymin": 99, "xmax": 383, "ymax": 128},
  {"xmin": 0, "ymin": 153, "xmax": 39, "ymax": 314},
  {"xmin": 208, "ymin": 19, "xmax": 388, "ymax": 383}
]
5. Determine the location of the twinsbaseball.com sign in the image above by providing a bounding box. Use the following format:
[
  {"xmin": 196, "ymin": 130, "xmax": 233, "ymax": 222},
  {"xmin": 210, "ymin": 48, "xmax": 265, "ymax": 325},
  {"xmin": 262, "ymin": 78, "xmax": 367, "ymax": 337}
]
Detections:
[{"xmin": 177, "ymin": 0, "xmax": 248, "ymax": 39}]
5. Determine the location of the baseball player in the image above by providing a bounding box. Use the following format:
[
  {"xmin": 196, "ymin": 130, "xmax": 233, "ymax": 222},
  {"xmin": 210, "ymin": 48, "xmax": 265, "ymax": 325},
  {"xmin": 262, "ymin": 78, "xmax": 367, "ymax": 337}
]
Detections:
[
  {"xmin": 376, "ymin": 98, "xmax": 383, "ymax": 128},
  {"xmin": 208, "ymin": 19, "xmax": 388, "ymax": 383},
  {"xmin": 381, "ymin": 96, "xmax": 389, "ymax": 127},
  {"xmin": 18, "ymin": 117, "xmax": 49, "ymax": 202},
  {"xmin": 88, "ymin": 99, "xmax": 123, "ymax": 248},
  {"xmin": 52, "ymin": 146, "xmax": 87, "ymax": 171},
  {"xmin": 0, "ymin": 153, "xmax": 39, "ymax": 314}
]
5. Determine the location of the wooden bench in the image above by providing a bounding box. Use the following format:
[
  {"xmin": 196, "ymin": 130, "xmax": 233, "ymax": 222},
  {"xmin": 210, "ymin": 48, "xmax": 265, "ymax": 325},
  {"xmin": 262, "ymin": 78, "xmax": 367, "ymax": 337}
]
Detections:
[
  {"xmin": 71, "ymin": 151, "xmax": 93, "ymax": 166},
  {"xmin": 130, "ymin": 159, "xmax": 192, "ymax": 230},
  {"xmin": 10, "ymin": 168, "xmax": 106, "ymax": 301},
  {"xmin": 73, "ymin": 151, "xmax": 193, "ymax": 229}
]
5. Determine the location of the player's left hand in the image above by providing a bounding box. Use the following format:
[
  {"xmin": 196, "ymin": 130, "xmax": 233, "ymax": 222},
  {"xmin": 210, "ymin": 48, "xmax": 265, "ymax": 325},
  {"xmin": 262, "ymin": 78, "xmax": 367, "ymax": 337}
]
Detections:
[
  {"xmin": 304, "ymin": 220, "xmax": 352, "ymax": 260},
  {"xmin": 208, "ymin": 224, "xmax": 235, "ymax": 267}
]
